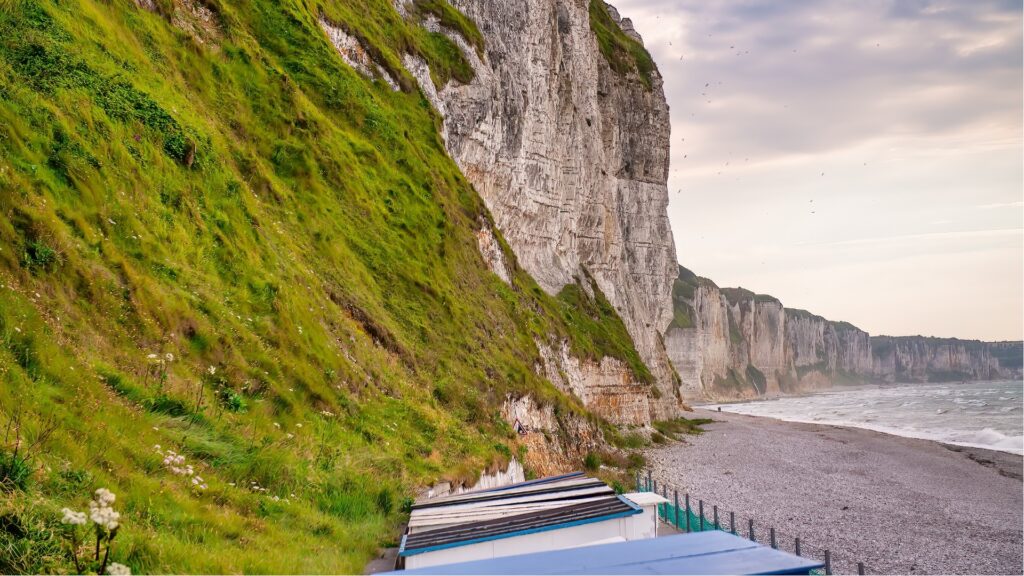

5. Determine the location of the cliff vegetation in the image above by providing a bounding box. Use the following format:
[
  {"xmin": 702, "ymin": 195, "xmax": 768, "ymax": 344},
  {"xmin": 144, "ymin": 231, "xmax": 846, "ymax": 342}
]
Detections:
[{"xmin": 0, "ymin": 0, "xmax": 647, "ymax": 572}]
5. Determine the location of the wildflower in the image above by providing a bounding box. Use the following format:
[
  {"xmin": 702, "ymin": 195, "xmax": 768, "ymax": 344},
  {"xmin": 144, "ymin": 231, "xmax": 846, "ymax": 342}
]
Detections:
[
  {"xmin": 207, "ymin": 366, "xmax": 216, "ymax": 375},
  {"xmin": 107, "ymin": 562, "xmax": 131, "ymax": 575},
  {"xmin": 154, "ymin": 444, "xmax": 162, "ymax": 452},
  {"xmin": 273, "ymin": 422, "xmax": 281, "ymax": 428},
  {"xmin": 285, "ymin": 433, "xmax": 294, "ymax": 439},
  {"xmin": 88, "ymin": 489, "xmax": 120, "ymax": 531},
  {"xmin": 61, "ymin": 508, "xmax": 87, "ymax": 526},
  {"xmin": 164, "ymin": 353, "xmax": 175, "ymax": 363},
  {"xmin": 146, "ymin": 353, "xmax": 158, "ymax": 360},
  {"xmin": 320, "ymin": 410, "xmax": 335, "ymax": 417},
  {"xmin": 295, "ymin": 423, "xmax": 302, "ymax": 428},
  {"xmin": 94, "ymin": 488, "xmax": 116, "ymax": 507}
]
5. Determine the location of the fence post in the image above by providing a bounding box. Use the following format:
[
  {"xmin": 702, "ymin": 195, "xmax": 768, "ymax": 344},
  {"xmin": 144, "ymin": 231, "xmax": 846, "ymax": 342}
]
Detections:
[
  {"xmin": 646, "ymin": 470, "xmax": 652, "ymax": 492},
  {"xmin": 713, "ymin": 505, "xmax": 719, "ymax": 530},
  {"xmin": 825, "ymin": 550, "xmax": 832, "ymax": 575},
  {"xmin": 661, "ymin": 485, "xmax": 668, "ymax": 520},
  {"xmin": 673, "ymin": 490, "xmax": 680, "ymax": 530},
  {"xmin": 729, "ymin": 511, "xmax": 736, "ymax": 534},
  {"xmin": 794, "ymin": 537, "xmax": 801, "ymax": 557},
  {"xmin": 653, "ymin": 479, "xmax": 658, "ymax": 496},
  {"xmin": 698, "ymin": 500, "xmax": 705, "ymax": 531},
  {"xmin": 635, "ymin": 470, "xmax": 641, "ymax": 492},
  {"xmin": 858, "ymin": 562, "xmax": 865, "ymax": 575},
  {"xmin": 685, "ymin": 494, "xmax": 691, "ymax": 532},
  {"xmin": 770, "ymin": 527, "xmax": 777, "ymax": 549},
  {"xmin": 748, "ymin": 519, "xmax": 755, "ymax": 541}
]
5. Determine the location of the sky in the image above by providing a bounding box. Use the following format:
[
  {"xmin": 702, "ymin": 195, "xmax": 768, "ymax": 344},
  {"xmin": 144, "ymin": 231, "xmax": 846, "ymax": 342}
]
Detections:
[{"xmin": 613, "ymin": 0, "xmax": 1023, "ymax": 341}]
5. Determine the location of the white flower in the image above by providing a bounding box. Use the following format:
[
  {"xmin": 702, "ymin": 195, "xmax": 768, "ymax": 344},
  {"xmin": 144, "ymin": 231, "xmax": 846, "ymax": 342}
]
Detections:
[
  {"xmin": 60, "ymin": 507, "xmax": 87, "ymax": 526},
  {"xmin": 94, "ymin": 488, "xmax": 116, "ymax": 507},
  {"xmin": 295, "ymin": 423, "xmax": 302, "ymax": 428},
  {"xmin": 164, "ymin": 353, "xmax": 175, "ymax": 362},
  {"xmin": 285, "ymin": 433, "xmax": 294, "ymax": 439},
  {"xmin": 207, "ymin": 366, "xmax": 216, "ymax": 375},
  {"xmin": 320, "ymin": 410, "xmax": 335, "ymax": 417},
  {"xmin": 88, "ymin": 500, "xmax": 120, "ymax": 531},
  {"xmin": 146, "ymin": 353, "xmax": 158, "ymax": 360},
  {"xmin": 273, "ymin": 422, "xmax": 281, "ymax": 428},
  {"xmin": 107, "ymin": 562, "xmax": 131, "ymax": 575}
]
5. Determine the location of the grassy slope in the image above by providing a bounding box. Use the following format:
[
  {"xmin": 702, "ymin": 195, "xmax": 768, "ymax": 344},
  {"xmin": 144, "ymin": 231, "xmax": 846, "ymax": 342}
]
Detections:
[
  {"xmin": 587, "ymin": 0, "xmax": 654, "ymax": 89},
  {"xmin": 0, "ymin": 0, "xmax": 649, "ymax": 572}
]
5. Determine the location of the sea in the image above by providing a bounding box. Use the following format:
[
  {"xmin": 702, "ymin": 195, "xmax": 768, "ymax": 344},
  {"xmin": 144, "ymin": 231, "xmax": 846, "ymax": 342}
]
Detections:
[{"xmin": 706, "ymin": 380, "xmax": 1024, "ymax": 455}]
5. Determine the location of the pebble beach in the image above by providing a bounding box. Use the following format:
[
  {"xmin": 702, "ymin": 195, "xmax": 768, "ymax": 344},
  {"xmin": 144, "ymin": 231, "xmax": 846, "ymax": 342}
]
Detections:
[{"xmin": 645, "ymin": 409, "xmax": 1024, "ymax": 575}]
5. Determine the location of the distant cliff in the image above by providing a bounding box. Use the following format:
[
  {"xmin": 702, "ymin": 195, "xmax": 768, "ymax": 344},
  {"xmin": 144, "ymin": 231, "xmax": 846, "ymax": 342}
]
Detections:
[
  {"xmin": 872, "ymin": 336, "xmax": 1022, "ymax": 383},
  {"xmin": 665, "ymin": 266, "xmax": 1022, "ymax": 401}
]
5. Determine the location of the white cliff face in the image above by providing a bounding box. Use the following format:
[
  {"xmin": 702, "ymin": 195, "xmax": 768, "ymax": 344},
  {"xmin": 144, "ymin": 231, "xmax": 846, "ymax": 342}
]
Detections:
[
  {"xmin": 871, "ymin": 337, "xmax": 1017, "ymax": 383},
  {"xmin": 664, "ymin": 266, "xmax": 1018, "ymax": 402},
  {"xmin": 782, "ymin": 310, "xmax": 872, "ymax": 391},
  {"xmin": 665, "ymin": 268, "xmax": 874, "ymax": 401},
  {"xmin": 403, "ymin": 0, "xmax": 680, "ymax": 417}
]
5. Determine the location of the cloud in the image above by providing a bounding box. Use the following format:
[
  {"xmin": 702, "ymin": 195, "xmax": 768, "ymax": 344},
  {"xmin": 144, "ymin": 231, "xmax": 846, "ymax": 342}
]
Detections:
[
  {"xmin": 802, "ymin": 227, "xmax": 1023, "ymax": 247},
  {"xmin": 976, "ymin": 201, "xmax": 1024, "ymax": 209},
  {"xmin": 612, "ymin": 0, "xmax": 1023, "ymax": 339}
]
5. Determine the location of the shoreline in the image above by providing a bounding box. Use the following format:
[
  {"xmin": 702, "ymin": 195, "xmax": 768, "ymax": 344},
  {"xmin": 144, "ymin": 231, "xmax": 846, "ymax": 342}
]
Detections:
[
  {"xmin": 698, "ymin": 406, "xmax": 1024, "ymax": 459},
  {"xmin": 646, "ymin": 409, "xmax": 1023, "ymax": 574}
]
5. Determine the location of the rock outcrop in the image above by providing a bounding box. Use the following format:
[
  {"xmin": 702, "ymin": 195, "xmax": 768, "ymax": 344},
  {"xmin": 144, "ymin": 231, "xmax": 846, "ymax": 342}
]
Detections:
[
  {"xmin": 403, "ymin": 0, "xmax": 681, "ymax": 418},
  {"xmin": 665, "ymin": 265, "xmax": 1022, "ymax": 401},
  {"xmin": 501, "ymin": 394, "xmax": 605, "ymax": 476},
  {"xmin": 535, "ymin": 340, "xmax": 650, "ymax": 426}
]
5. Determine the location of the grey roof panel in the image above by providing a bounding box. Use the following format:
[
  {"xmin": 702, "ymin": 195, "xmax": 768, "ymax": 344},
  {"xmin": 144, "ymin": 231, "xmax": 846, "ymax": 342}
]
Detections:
[{"xmin": 400, "ymin": 495, "xmax": 640, "ymax": 556}]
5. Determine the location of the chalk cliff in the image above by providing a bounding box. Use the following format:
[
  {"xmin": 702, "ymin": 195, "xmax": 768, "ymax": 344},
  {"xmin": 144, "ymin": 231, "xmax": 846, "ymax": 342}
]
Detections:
[
  {"xmin": 664, "ymin": 266, "xmax": 1021, "ymax": 401},
  {"xmin": 871, "ymin": 336, "xmax": 1020, "ymax": 383},
  {"xmin": 404, "ymin": 0, "xmax": 681, "ymax": 418}
]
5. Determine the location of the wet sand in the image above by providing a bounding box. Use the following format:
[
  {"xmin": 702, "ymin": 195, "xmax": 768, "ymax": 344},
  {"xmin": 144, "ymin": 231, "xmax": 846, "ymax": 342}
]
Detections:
[{"xmin": 645, "ymin": 409, "xmax": 1023, "ymax": 575}]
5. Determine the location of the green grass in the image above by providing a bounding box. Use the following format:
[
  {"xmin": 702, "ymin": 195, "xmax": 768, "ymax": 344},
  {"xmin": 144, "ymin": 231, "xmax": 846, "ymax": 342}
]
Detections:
[
  {"xmin": 587, "ymin": 0, "xmax": 655, "ymax": 89},
  {"xmin": 411, "ymin": 0, "xmax": 484, "ymax": 55},
  {"xmin": 0, "ymin": 0, "xmax": 641, "ymax": 572},
  {"xmin": 318, "ymin": 0, "xmax": 479, "ymax": 89},
  {"xmin": 652, "ymin": 416, "xmax": 713, "ymax": 439},
  {"xmin": 669, "ymin": 270, "xmax": 696, "ymax": 330},
  {"xmin": 553, "ymin": 274, "xmax": 653, "ymax": 384}
]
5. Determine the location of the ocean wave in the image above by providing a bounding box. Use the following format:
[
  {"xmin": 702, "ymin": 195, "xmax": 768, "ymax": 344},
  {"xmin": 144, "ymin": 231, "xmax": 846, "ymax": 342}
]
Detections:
[{"xmin": 714, "ymin": 381, "xmax": 1024, "ymax": 455}]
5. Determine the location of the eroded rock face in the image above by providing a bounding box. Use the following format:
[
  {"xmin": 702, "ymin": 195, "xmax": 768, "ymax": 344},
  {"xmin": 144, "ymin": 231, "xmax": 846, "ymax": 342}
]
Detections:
[
  {"xmin": 404, "ymin": 0, "xmax": 680, "ymax": 418},
  {"xmin": 475, "ymin": 222, "xmax": 512, "ymax": 284},
  {"xmin": 501, "ymin": 394, "xmax": 604, "ymax": 476},
  {"xmin": 535, "ymin": 340, "xmax": 650, "ymax": 426}
]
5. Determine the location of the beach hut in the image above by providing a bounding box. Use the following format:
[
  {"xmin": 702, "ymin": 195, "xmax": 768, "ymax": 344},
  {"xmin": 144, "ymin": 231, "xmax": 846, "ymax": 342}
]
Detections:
[{"xmin": 398, "ymin": 473, "xmax": 668, "ymax": 570}]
